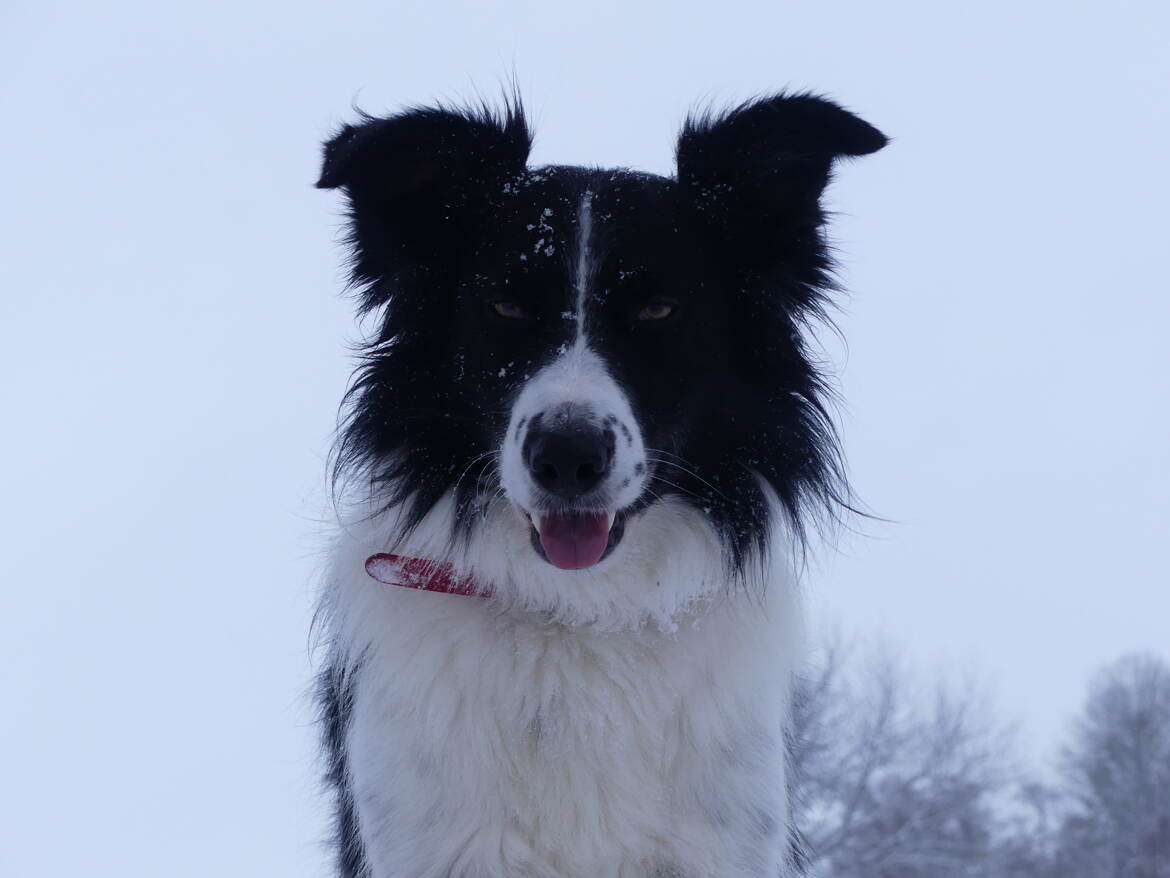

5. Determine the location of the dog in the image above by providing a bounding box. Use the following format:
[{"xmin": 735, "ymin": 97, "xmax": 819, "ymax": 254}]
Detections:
[{"xmin": 314, "ymin": 91, "xmax": 885, "ymax": 878}]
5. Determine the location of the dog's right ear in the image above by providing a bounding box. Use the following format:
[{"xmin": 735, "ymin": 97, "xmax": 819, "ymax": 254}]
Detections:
[{"xmin": 317, "ymin": 103, "xmax": 532, "ymax": 309}]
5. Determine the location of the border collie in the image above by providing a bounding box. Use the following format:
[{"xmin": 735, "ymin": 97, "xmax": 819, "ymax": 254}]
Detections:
[{"xmin": 314, "ymin": 92, "xmax": 885, "ymax": 878}]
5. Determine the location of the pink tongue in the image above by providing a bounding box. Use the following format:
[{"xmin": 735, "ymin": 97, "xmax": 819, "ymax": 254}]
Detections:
[{"xmin": 538, "ymin": 512, "xmax": 611, "ymax": 570}]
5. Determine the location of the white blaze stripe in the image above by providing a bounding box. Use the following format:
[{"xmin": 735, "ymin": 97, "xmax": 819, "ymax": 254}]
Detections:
[
  {"xmin": 496, "ymin": 186, "xmax": 646, "ymax": 519},
  {"xmin": 574, "ymin": 190, "xmax": 593, "ymax": 342}
]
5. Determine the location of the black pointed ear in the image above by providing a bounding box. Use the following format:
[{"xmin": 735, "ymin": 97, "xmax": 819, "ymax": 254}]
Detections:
[
  {"xmin": 317, "ymin": 103, "xmax": 532, "ymax": 307},
  {"xmin": 676, "ymin": 93, "xmax": 886, "ymax": 265}
]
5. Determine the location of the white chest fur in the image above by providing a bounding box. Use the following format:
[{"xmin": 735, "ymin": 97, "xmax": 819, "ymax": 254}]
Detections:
[
  {"xmin": 339, "ymin": 600, "xmax": 797, "ymax": 876},
  {"xmin": 323, "ymin": 504, "xmax": 801, "ymax": 878}
]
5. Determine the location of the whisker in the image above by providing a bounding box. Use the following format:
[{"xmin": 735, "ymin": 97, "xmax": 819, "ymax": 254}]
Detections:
[
  {"xmin": 452, "ymin": 450, "xmax": 501, "ymax": 498},
  {"xmin": 648, "ymin": 473, "xmax": 704, "ymax": 502},
  {"xmin": 644, "ymin": 453, "xmax": 731, "ymax": 502},
  {"xmin": 469, "ymin": 468, "xmax": 506, "ymax": 518}
]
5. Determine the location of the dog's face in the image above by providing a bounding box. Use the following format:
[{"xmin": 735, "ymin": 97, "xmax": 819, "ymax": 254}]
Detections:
[{"xmin": 319, "ymin": 96, "xmax": 884, "ymax": 590}]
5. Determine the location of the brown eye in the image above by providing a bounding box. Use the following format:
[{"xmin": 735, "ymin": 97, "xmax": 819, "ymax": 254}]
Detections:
[
  {"xmin": 491, "ymin": 301, "xmax": 527, "ymax": 320},
  {"xmin": 637, "ymin": 300, "xmax": 675, "ymax": 321}
]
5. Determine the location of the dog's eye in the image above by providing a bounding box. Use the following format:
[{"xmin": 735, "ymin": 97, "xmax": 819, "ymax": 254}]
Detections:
[
  {"xmin": 636, "ymin": 300, "xmax": 675, "ymax": 322},
  {"xmin": 491, "ymin": 301, "xmax": 528, "ymax": 320}
]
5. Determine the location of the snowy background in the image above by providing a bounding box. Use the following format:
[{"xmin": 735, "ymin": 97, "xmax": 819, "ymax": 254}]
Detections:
[{"xmin": 2, "ymin": 1, "xmax": 1167, "ymax": 875}]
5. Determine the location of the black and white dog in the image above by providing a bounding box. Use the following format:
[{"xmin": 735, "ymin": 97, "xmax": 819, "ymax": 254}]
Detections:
[{"xmin": 315, "ymin": 92, "xmax": 885, "ymax": 878}]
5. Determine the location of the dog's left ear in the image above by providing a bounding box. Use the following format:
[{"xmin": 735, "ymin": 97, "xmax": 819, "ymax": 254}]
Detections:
[{"xmin": 676, "ymin": 93, "xmax": 886, "ymax": 271}]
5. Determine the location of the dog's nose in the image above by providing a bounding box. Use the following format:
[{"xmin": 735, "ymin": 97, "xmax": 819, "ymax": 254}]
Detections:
[{"xmin": 526, "ymin": 423, "xmax": 612, "ymax": 499}]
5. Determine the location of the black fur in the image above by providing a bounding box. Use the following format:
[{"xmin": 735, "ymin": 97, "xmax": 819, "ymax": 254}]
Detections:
[
  {"xmin": 317, "ymin": 661, "xmax": 368, "ymax": 877},
  {"xmin": 317, "ymin": 92, "xmax": 884, "ymax": 575}
]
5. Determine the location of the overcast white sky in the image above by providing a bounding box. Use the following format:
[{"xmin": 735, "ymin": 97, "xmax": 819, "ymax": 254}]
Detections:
[{"xmin": 2, "ymin": 1, "xmax": 1167, "ymax": 875}]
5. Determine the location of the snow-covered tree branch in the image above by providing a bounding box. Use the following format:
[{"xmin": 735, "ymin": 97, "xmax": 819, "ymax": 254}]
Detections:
[{"xmin": 790, "ymin": 637, "xmax": 1170, "ymax": 877}]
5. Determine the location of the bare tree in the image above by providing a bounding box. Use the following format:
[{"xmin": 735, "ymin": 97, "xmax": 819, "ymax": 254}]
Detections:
[
  {"xmin": 790, "ymin": 635, "xmax": 1013, "ymax": 877},
  {"xmin": 1049, "ymin": 653, "xmax": 1170, "ymax": 878},
  {"xmin": 790, "ymin": 639, "xmax": 1170, "ymax": 878}
]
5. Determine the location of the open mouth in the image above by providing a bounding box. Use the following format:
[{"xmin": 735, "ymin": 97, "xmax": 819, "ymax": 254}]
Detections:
[{"xmin": 526, "ymin": 509, "xmax": 628, "ymax": 570}]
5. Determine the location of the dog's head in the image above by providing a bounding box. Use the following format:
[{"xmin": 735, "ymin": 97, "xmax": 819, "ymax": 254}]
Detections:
[{"xmin": 318, "ymin": 95, "xmax": 884, "ymax": 618}]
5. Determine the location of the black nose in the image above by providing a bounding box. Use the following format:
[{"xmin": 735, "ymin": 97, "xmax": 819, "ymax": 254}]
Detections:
[{"xmin": 525, "ymin": 423, "xmax": 613, "ymax": 499}]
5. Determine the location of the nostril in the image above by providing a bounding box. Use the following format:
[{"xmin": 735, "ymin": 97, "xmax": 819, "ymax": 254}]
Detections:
[{"xmin": 577, "ymin": 461, "xmax": 600, "ymax": 486}]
